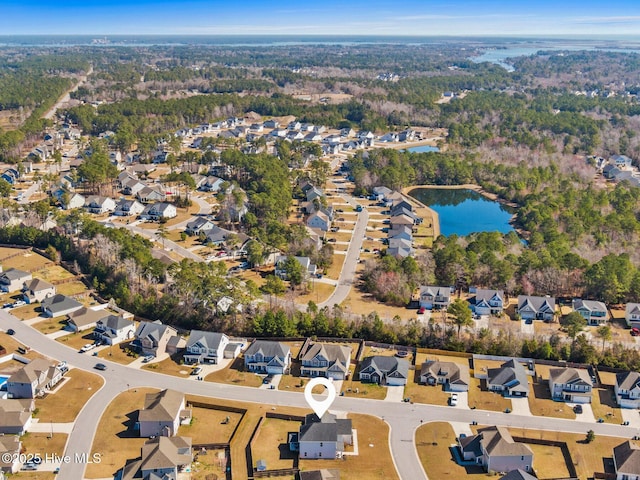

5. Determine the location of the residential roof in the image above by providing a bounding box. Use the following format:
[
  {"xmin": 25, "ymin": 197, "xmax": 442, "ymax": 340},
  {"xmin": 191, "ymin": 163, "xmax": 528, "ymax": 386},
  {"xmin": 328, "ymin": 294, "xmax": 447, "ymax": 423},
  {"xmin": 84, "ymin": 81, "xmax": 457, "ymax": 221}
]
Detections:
[
  {"xmin": 186, "ymin": 330, "xmax": 227, "ymax": 351},
  {"xmin": 23, "ymin": 277, "xmax": 55, "ymax": 292},
  {"xmin": 478, "ymin": 426, "xmax": 532, "ymax": 457},
  {"xmin": 617, "ymin": 371, "xmax": 640, "ymax": 391},
  {"xmin": 487, "ymin": 359, "xmax": 530, "ymax": 394},
  {"xmin": 460, "ymin": 432, "xmax": 484, "ymax": 457},
  {"xmin": 299, "ymin": 413, "xmax": 352, "ymax": 443},
  {"xmin": 614, "ymin": 440, "xmax": 640, "ymax": 475},
  {"xmin": 0, "ymin": 268, "xmax": 30, "ymax": 282},
  {"xmin": 499, "ymin": 469, "xmax": 538, "ymax": 480},
  {"xmin": 140, "ymin": 436, "xmax": 191, "ymax": 472},
  {"xmin": 573, "ymin": 298, "xmax": 607, "ymax": 313},
  {"xmin": 98, "ymin": 314, "xmax": 134, "ymax": 331},
  {"xmin": 244, "ymin": 340, "xmax": 290, "ymax": 359},
  {"xmin": 517, "ymin": 295, "xmax": 556, "ymax": 314},
  {"xmin": 420, "ymin": 361, "xmax": 469, "ymax": 386},
  {"xmin": 419, "ymin": 286, "xmax": 452, "ymax": 301},
  {"xmin": 134, "ymin": 321, "xmax": 175, "ymax": 345},
  {"xmin": 626, "ymin": 303, "xmax": 640, "ymax": 317},
  {"xmin": 301, "ymin": 343, "xmax": 351, "ymax": 369},
  {"xmin": 8, "ymin": 358, "xmax": 54, "ymax": 385},
  {"xmin": 0, "ymin": 435, "xmax": 20, "ymax": 469},
  {"xmin": 139, "ymin": 389, "xmax": 184, "ymax": 423},
  {"xmin": 360, "ymin": 356, "xmax": 409, "ymax": 380},
  {"xmin": 299, "ymin": 470, "xmax": 341, "ymax": 480},
  {"xmin": 0, "ymin": 409, "xmax": 31, "ymax": 430},
  {"xmin": 549, "ymin": 367, "xmax": 593, "ymax": 387},
  {"xmin": 41, "ymin": 294, "xmax": 82, "ymax": 315},
  {"xmin": 67, "ymin": 306, "xmax": 110, "ymax": 328},
  {"xmin": 475, "ymin": 289, "xmax": 505, "ymax": 303}
]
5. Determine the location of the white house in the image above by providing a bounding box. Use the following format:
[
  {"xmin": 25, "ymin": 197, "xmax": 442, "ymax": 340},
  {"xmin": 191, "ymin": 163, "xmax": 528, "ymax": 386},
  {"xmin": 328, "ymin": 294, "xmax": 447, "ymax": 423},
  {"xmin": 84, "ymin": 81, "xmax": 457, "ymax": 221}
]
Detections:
[
  {"xmin": 84, "ymin": 196, "xmax": 116, "ymax": 214},
  {"xmin": 21, "ymin": 278, "xmax": 56, "ymax": 304},
  {"xmin": 139, "ymin": 202, "xmax": 177, "ymax": 221},
  {"xmin": 549, "ymin": 367, "xmax": 593, "ymax": 403},
  {"xmin": 138, "ymin": 389, "xmax": 191, "ymax": 438},
  {"xmin": 625, "ymin": 303, "xmax": 640, "ymax": 328},
  {"xmin": 615, "ymin": 371, "xmax": 640, "ymax": 409},
  {"xmin": 94, "ymin": 315, "xmax": 135, "ymax": 345},
  {"xmin": 183, "ymin": 330, "xmax": 230, "ymax": 364},
  {"xmin": 244, "ymin": 340, "xmax": 291, "ymax": 375},
  {"xmin": 293, "ymin": 413, "xmax": 353, "ymax": 460},
  {"xmin": 114, "ymin": 199, "xmax": 145, "ymax": 217}
]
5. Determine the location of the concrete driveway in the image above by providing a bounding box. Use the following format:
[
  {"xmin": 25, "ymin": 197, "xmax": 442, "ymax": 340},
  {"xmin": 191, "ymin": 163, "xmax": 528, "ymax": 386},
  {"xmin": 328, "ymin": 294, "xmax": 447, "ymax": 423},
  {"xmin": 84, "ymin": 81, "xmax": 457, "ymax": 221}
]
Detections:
[
  {"xmin": 521, "ymin": 319, "xmax": 535, "ymax": 335},
  {"xmin": 385, "ymin": 385, "xmax": 405, "ymax": 402},
  {"xmin": 451, "ymin": 391, "xmax": 470, "ymax": 410},
  {"xmin": 510, "ymin": 397, "xmax": 532, "ymax": 416},
  {"xmin": 621, "ymin": 407, "xmax": 640, "ymax": 428},
  {"xmin": 570, "ymin": 402, "xmax": 596, "ymax": 422}
]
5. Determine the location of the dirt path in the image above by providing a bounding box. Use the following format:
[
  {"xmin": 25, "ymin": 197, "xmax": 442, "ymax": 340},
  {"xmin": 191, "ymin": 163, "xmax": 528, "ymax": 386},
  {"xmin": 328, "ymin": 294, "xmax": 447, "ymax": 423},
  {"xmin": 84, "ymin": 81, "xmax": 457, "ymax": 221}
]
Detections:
[{"xmin": 42, "ymin": 65, "xmax": 93, "ymax": 120}]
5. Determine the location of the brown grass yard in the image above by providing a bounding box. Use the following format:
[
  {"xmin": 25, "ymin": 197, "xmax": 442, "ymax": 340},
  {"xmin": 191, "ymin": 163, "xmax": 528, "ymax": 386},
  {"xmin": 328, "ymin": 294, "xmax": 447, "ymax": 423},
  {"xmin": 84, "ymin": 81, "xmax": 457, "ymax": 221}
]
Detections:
[
  {"xmin": 341, "ymin": 377, "xmax": 387, "ymax": 400},
  {"xmin": 278, "ymin": 361, "xmax": 306, "ymax": 391},
  {"xmin": 36, "ymin": 369, "xmax": 104, "ymax": 422},
  {"xmin": 340, "ymin": 289, "xmax": 415, "ymax": 321},
  {"xmin": 10, "ymin": 304, "xmax": 41, "ymax": 320},
  {"xmin": 0, "ymin": 332, "xmax": 44, "ymax": 362},
  {"xmin": 85, "ymin": 388, "xmax": 156, "ymax": 478},
  {"xmin": 21, "ymin": 432, "xmax": 68, "ymax": 460},
  {"xmin": 31, "ymin": 317, "xmax": 67, "ymax": 335},
  {"xmin": 1, "ymin": 250, "xmax": 52, "ymax": 271},
  {"xmin": 591, "ymin": 387, "xmax": 623, "ymax": 424},
  {"xmin": 56, "ymin": 281, "xmax": 90, "ymax": 297},
  {"xmin": 528, "ymin": 442, "xmax": 571, "ymax": 479},
  {"xmin": 141, "ymin": 353, "xmax": 192, "ymax": 378},
  {"xmin": 204, "ymin": 356, "xmax": 263, "ymax": 387},
  {"xmin": 178, "ymin": 406, "xmax": 242, "ymax": 444},
  {"xmin": 324, "ymin": 254, "xmax": 345, "ymax": 280},
  {"xmin": 56, "ymin": 330, "xmax": 97, "ymax": 351},
  {"xmin": 416, "ymin": 422, "xmax": 490, "ymax": 479},
  {"xmin": 96, "ymin": 341, "xmax": 138, "ymax": 364},
  {"xmin": 467, "ymin": 378, "xmax": 512, "ymax": 412},
  {"xmin": 403, "ymin": 369, "xmax": 451, "ymax": 406},
  {"xmin": 295, "ymin": 282, "xmax": 334, "ymax": 305},
  {"xmin": 528, "ymin": 377, "xmax": 576, "ymax": 420},
  {"xmin": 250, "ymin": 417, "xmax": 300, "ymax": 470},
  {"xmin": 299, "ymin": 413, "xmax": 399, "ymax": 480},
  {"xmin": 598, "ymin": 371, "xmax": 618, "ymax": 386},
  {"xmin": 32, "ymin": 265, "xmax": 75, "ymax": 283}
]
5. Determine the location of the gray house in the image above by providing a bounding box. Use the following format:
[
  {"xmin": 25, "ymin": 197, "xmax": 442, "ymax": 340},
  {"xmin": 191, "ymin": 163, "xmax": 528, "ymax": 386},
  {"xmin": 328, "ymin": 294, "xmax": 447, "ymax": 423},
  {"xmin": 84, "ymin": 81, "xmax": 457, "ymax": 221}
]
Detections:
[
  {"xmin": 358, "ymin": 356, "xmax": 409, "ymax": 386},
  {"xmin": 121, "ymin": 436, "xmax": 192, "ymax": 480},
  {"xmin": 614, "ymin": 440, "xmax": 640, "ymax": 480},
  {"xmin": 472, "ymin": 289, "xmax": 505, "ymax": 316},
  {"xmin": 517, "ymin": 295, "xmax": 556, "ymax": 321},
  {"xmin": 244, "ymin": 340, "xmax": 291, "ymax": 375},
  {"xmin": 7, "ymin": 358, "xmax": 63, "ymax": 399},
  {"xmin": 0, "ymin": 268, "xmax": 32, "ymax": 293},
  {"xmin": 549, "ymin": 367, "xmax": 593, "ymax": 403},
  {"xmin": 487, "ymin": 359, "xmax": 530, "ymax": 397},
  {"xmin": 21, "ymin": 278, "xmax": 56, "ymax": 304},
  {"xmin": 419, "ymin": 361, "xmax": 470, "ymax": 392},
  {"xmin": 572, "ymin": 299, "xmax": 609, "ymax": 325},
  {"xmin": 183, "ymin": 330, "xmax": 230, "ymax": 364},
  {"xmin": 292, "ymin": 413, "xmax": 353, "ymax": 460},
  {"xmin": 300, "ymin": 342, "xmax": 351, "ymax": 380},
  {"xmin": 418, "ymin": 286, "xmax": 452, "ymax": 310},
  {"xmin": 41, "ymin": 294, "xmax": 82, "ymax": 318},
  {"xmin": 615, "ymin": 371, "xmax": 640, "ymax": 409},
  {"xmin": 132, "ymin": 321, "xmax": 178, "ymax": 357},
  {"xmin": 459, "ymin": 426, "xmax": 533, "ymax": 474}
]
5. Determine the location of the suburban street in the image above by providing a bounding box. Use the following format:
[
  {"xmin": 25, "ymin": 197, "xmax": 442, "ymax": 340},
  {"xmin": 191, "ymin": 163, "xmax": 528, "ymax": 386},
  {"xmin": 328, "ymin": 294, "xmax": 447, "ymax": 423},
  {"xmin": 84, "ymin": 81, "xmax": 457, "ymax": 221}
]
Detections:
[{"xmin": 2, "ymin": 311, "xmax": 638, "ymax": 480}]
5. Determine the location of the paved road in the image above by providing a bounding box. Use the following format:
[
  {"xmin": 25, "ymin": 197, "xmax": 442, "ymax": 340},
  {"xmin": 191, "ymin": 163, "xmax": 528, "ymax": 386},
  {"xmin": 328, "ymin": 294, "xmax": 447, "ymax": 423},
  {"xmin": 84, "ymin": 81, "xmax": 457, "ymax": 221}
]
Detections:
[
  {"xmin": 42, "ymin": 66, "xmax": 93, "ymax": 120},
  {"xmin": 318, "ymin": 199, "xmax": 368, "ymax": 309},
  {"xmin": 165, "ymin": 195, "xmax": 212, "ymax": 232},
  {"xmin": 121, "ymin": 224, "xmax": 203, "ymax": 262},
  {"xmin": 4, "ymin": 312, "xmax": 638, "ymax": 480}
]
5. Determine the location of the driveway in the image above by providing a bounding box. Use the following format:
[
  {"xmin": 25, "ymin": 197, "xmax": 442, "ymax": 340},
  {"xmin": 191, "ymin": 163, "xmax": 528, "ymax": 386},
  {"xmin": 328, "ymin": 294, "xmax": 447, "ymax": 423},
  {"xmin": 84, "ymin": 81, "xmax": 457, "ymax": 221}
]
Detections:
[
  {"xmin": 510, "ymin": 396, "xmax": 532, "ymax": 416},
  {"xmin": 385, "ymin": 385, "xmax": 405, "ymax": 402},
  {"xmin": 570, "ymin": 402, "xmax": 596, "ymax": 422},
  {"xmin": 451, "ymin": 391, "xmax": 470, "ymax": 410},
  {"xmin": 521, "ymin": 319, "xmax": 535, "ymax": 335},
  {"xmin": 621, "ymin": 407, "xmax": 640, "ymax": 429}
]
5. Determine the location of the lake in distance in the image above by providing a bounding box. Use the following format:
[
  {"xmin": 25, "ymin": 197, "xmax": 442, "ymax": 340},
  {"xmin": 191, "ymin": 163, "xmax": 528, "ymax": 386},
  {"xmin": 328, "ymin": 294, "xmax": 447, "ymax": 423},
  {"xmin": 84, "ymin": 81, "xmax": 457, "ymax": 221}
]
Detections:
[
  {"xmin": 409, "ymin": 188, "xmax": 515, "ymax": 236},
  {"xmin": 403, "ymin": 145, "xmax": 440, "ymax": 153}
]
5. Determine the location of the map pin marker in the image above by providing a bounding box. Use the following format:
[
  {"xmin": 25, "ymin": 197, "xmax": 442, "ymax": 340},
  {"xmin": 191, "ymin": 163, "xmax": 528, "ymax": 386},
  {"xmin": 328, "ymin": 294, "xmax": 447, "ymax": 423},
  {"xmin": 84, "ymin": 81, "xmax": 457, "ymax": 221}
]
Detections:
[{"xmin": 304, "ymin": 377, "xmax": 336, "ymax": 419}]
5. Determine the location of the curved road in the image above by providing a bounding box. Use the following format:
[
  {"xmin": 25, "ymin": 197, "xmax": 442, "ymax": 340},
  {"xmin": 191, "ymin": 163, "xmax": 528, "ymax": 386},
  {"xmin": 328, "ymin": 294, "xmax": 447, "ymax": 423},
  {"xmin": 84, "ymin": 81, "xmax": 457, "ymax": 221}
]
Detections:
[{"xmin": 2, "ymin": 311, "xmax": 637, "ymax": 480}]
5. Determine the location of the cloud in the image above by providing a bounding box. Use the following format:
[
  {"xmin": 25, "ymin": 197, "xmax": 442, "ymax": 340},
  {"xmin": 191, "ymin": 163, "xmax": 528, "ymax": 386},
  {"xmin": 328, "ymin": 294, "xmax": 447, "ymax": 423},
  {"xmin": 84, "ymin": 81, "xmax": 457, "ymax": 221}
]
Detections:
[{"xmin": 570, "ymin": 15, "xmax": 640, "ymax": 25}]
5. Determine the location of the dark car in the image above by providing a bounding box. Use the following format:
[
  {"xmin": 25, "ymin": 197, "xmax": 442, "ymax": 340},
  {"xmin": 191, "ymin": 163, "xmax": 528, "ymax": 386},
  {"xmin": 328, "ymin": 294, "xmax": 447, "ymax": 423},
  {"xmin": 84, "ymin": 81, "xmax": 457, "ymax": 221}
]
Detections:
[
  {"xmin": 573, "ymin": 405, "xmax": 583, "ymax": 414},
  {"xmin": 94, "ymin": 363, "xmax": 107, "ymax": 371},
  {"xmin": 6, "ymin": 329, "xmax": 14, "ymax": 335}
]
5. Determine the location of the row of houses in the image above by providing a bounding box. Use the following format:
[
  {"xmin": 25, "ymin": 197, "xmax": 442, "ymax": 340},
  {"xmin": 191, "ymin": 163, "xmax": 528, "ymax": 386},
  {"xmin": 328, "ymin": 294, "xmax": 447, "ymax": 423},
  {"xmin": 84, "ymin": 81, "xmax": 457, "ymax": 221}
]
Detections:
[{"xmin": 373, "ymin": 187, "xmax": 421, "ymax": 259}]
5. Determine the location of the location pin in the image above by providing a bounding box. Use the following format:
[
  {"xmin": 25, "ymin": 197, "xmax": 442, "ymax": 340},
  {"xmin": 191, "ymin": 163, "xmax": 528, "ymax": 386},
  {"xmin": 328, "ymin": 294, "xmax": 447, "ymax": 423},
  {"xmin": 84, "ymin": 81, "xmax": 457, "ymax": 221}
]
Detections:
[{"xmin": 304, "ymin": 377, "xmax": 336, "ymax": 419}]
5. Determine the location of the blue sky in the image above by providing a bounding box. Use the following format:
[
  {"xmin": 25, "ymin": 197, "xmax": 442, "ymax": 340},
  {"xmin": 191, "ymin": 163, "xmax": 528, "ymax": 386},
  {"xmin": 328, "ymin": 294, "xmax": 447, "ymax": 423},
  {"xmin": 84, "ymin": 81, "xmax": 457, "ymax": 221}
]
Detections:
[{"xmin": 3, "ymin": 0, "xmax": 640, "ymax": 36}]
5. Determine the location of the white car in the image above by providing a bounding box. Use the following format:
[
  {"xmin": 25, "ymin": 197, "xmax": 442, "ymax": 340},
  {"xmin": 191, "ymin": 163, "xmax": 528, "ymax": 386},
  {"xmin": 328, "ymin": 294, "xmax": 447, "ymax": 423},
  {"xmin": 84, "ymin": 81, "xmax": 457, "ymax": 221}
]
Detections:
[
  {"xmin": 80, "ymin": 343, "xmax": 96, "ymax": 353},
  {"xmin": 450, "ymin": 393, "xmax": 459, "ymax": 406}
]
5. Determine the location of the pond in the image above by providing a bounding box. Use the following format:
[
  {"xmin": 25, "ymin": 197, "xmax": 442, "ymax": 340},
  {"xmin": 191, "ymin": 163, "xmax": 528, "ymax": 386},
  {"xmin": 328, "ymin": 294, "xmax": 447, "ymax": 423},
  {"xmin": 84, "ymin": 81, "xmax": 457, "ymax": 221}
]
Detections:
[
  {"xmin": 409, "ymin": 188, "xmax": 515, "ymax": 237},
  {"xmin": 403, "ymin": 145, "xmax": 440, "ymax": 153}
]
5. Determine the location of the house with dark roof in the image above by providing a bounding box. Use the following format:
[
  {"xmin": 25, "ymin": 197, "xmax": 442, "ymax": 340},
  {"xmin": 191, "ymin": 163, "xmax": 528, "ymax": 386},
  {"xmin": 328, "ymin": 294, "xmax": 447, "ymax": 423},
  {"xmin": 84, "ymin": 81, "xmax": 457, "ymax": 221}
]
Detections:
[
  {"xmin": 614, "ymin": 440, "xmax": 640, "ymax": 480},
  {"xmin": 244, "ymin": 340, "xmax": 291, "ymax": 375},
  {"xmin": 459, "ymin": 426, "xmax": 533, "ymax": 474},
  {"xmin": 420, "ymin": 360, "xmax": 470, "ymax": 392},
  {"xmin": 114, "ymin": 199, "xmax": 144, "ymax": 217},
  {"xmin": 499, "ymin": 469, "xmax": 537, "ymax": 480},
  {"xmin": 183, "ymin": 330, "xmax": 230, "ymax": 365},
  {"xmin": 517, "ymin": 295, "xmax": 556, "ymax": 322},
  {"xmin": 185, "ymin": 217, "xmax": 214, "ymax": 236},
  {"xmin": 67, "ymin": 306, "xmax": 110, "ymax": 332},
  {"xmin": 358, "ymin": 356, "xmax": 409, "ymax": 386},
  {"xmin": 299, "ymin": 469, "xmax": 341, "ymax": 480},
  {"xmin": 84, "ymin": 195, "xmax": 116, "ymax": 214},
  {"xmin": 471, "ymin": 289, "xmax": 505, "ymax": 316},
  {"xmin": 300, "ymin": 342, "xmax": 351, "ymax": 380},
  {"xmin": 487, "ymin": 359, "xmax": 530, "ymax": 397},
  {"xmin": 615, "ymin": 371, "xmax": 640, "ymax": 409},
  {"xmin": 21, "ymin": 278, "xmax": 56, "ymax": 303},
  {"xmin": 419, "ymin": 286, "xmax": 452, "ymax": 310},
  {"xmin": 291, "ymin": 413, "xmax": 353, "ymax": 460},
  {"xmin": 549, "ymin": 367, "xmax": 593, "ymax": 403},
  {"xmin": 132, "ymin": 321, "xmax": 178, "ymax": 357},
  {"xmin": 121, "ymin": 436, "xmax": 192, "ymax": 480},
  {"xmin": 0, "ymin": 268, "xmax": 32, "ymax": 293},
  {"xmin": 626, "ymin": 303, "xmax": 640, "ymax": 328},
  {"xmin": 139, "ymin": 202, "xmax": 177, "ymax": 221},
  {"xmin": 41, "ymin": 294, "xmax": 82, "ymax": 318},
  {"xmin": 94, "ymin": 315, "xmax": 135, "ymax": 345},
  {"xmin": 572, "ymin": 298, "xmax": 609, "ymax": 325},
  {"xmin": 7, "ymin": 358, "xmax": 64, "ymax": 399},
  {"xmin": 138, "ymin": 389, "xmax": 191, "ymax": 438},
  {"xmin": 136, "ymin": 185, "xmax": 167, "ymax": 204}
]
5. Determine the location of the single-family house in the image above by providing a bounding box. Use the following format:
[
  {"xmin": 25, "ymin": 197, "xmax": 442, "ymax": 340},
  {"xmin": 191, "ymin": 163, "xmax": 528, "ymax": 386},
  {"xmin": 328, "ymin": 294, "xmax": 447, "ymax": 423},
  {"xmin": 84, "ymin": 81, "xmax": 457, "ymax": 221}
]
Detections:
[
  {"xmin": 610, "ymin": 154, "xmax": 633, "ymax": 169},
  {"xmin": 292, "ymin": 413, "xmax": 353, "ymax": 460},
  {"xmin": 499, "ymin": 470, "xmax": 537, "ymax": 480},
  {"xmin": 264, "ymin": 119, "xmax": 279, "ymax": 129},
  {"xmin": 84, "ymin": 196, "xmax": 116, "ymax": 214},
  {"xmin": 138, "ymin": 389, "xmax": 191, "ymax": 438},
  {"xmin": 0, "ymin": 436, "xmax": 22, "ymax": 474},
  {"xmin": 120, "ymin": 436, "xmax": 192, "ymax": 480},
  {"xmin": 132, "ymin": 321, "xmax": 178, "ymax": 357},
  {"xmin": 0, "ymin": 269, "xmax": 32, "ymax": 293},
  {"xmin": 114, "ymin": 199, "xmax": 145, "ymax": 217},
  {"xmin": 62, "ymin": 192, "xmax": 86, "ymax": 210},
  {"xmin": 95, "ymin": 315, "xmax": 135, "ymax": 345},
  {"xmin": 140, "ymin": 202, "xmax": 177, "ymax": 221},
  {"xmin": 199, "ymin": 176, "xmax": 224, "ymax": 193},
  {"xmin": 626, "ymin": 303, "xmax": 640, "ymax": 329},
  {"xmin": 244, "ymin": 340, "xmax": 291, "ymax": 375},
  {"xmin": 183, "ymin": 330, "xmax": 230, "ymax": 365},
  {"xmin": 615, "ymin": 371, "xmax": 640, "ymax": 409},
  {"xmin": 117, "ymin": 171, "xmax": 137, "ymax": 189},
  {"xmin": 67, "ymin": 306, "xmax": 111, "ymax": 332},
  {"xmin": 614, "ymin": 440, "xmax": 640, "ymax": 480},
  {"xmin": 419, "ymin": 286, "xmax": 452, "ymax": 310},
  {"xmin": 387, "ymin": 244, "xmax": 413, "ymax": 259},
  {"xmin": 275, "ymin": 256, "xmax": 317, "ymax": 281},
  {"xmin": 21, "ymin": 278, "xmax": 55, "ymax": 303},
  {"xmin": 300, "ymin": 342, "xmax": 351, "ymax": 380},
  {"xmin": 487, "ymin": 359, "xmax": 530, "ymax": 397},
  {"xmin": 0, "ymin": 398, "xmax": 33, "ymax": 435},
  {"xmin": 41, "ymin": 294, "xmax": 82, "ymax": 318},
  {"xmin": 459, "ymin": 426, "xmax": 533, "ymax": 474},
  {"xmin": 7, "ymin": 358, "xmax": 63, "ymax": 399},
  {"xmin": 136, "ymin": 186, "xmax": 166, "ymax": 204},
  {"xmin": 372, "ymin": 186, "xmax": 392, "ymax": 201},
  {"xmin": 358, "ymin": 356, "xmax": 409, "ymax": 386},
  {"xmin": 389, "ymin": 213, "xmax": 415, "ymax": 228},
  {"xmin": 471, "ymin": 289, "xmax": 505, "ymax": 316},
  {"xmin": 185, "ymin": 217, "xmax": 215, "ymax": 236},
  {"xmin": 307, "ymin": 211, "xmax": 331, "ymax": 232},
  {"xmin": 517, "ymin": 295, "xmax": 556, "ymax": 322},
  {"xmin": 419, "ymin": 361, "xmax": 470, "ymax": 392},
  {"xmin": 203, "ymin": 225, "xmax": 233, "ymax": 246},
  {"xmin": 572, "ymin": 299, "xmax": 609, "ymax": 325},
  {"xmin": 549, "ymin": 367, "xmax": 593, "ymax": 403}
]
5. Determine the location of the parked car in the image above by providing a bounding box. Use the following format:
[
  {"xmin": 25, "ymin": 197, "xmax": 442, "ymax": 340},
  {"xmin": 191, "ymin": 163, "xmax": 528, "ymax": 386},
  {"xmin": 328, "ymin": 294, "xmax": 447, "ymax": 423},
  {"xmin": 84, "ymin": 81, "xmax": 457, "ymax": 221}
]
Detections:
[
  {"xmin": 21, "ymin": 463, "xmax": 38, "ymax": 471},
  {"xmin": 330, "ymin": 226, "xmax": 339, "ymax": 232},
  {"xmin": 80, "ymin": 343, "xmax": 96, "ymax": 353},
  {"xmin": 6, "ymin": 329, "xmax": 14, "ymax": 335},
  {"xmin": 418, "ymin": 307, "xmax": 426, "ymax": 314},
  {"xmin": 12, "ymin": 300, "xmax": 26, "ymax": 307},
  {"xmin": 94, "ymin": 363, "xmax": 107, "ymax": 371},
  {"xmin": 142, "ymin": 355, "xmax": 155, "ymax": 363},
  {"xmin": 450, "ymin": 393, "xmax": 458, "ymax": 406},
  {"xmin": 2, "ymin": 302, "xmax": 13, "ymax": 308},
  {"xmin": 573, "ymin": 405, "xmax": 583, "ymax": 414},
  {"xmin": 632, "ymin": 327, "xmax": 640, "ymax": 336},
  {"xmin": 191, "ymin": 366, "xmax": 202, "ymax": 376}
]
